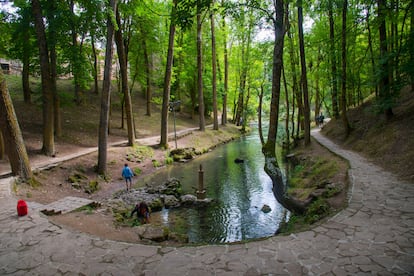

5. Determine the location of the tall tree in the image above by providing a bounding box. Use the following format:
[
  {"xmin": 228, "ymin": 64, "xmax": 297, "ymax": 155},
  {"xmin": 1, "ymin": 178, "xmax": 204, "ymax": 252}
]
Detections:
[
  {"xmin": 31, "ymin": 0, "xmax": 55, "ymax": 156},
  {"xmin": 160, "ymin": 0, "xmax": 177, "ymax": 148},
  {"xmin": 378, "ymin": 0, "xmax": 394, "ymax": 119},
  {"xmin": 197, "ymin": 0, "xmax": 206, "ymax": 131},
  {"xmin": 328, "ymin": 0, "xmax": 339, "ymax": 119},
  {"xmin": 210, "ymin": 0, "xmax": 218, "ymax": 130},
  {"xmin": 97, "ymin": 0, "xmax": 117, "ymax": 174},
  {"xmin": 297, "ymin": 0, "xmax": 311, "ymax": 145},
  {"xmin": 0, "ymin": 70, "xmax": 32, "ymax": 180},
  {"xmin": 341, "ymin": 0, "xmax": 350, "ymax": 135},
  {"xmin": 221, "ymin": 7, "xmax": 228, "ymax": 125},
  {"xmin": 260, "ymin": 0, "xmax": 307, "ymax": 215},
  {"xmin": 115, "ymin": 2, "xmax": 135, "ymax": 146}
]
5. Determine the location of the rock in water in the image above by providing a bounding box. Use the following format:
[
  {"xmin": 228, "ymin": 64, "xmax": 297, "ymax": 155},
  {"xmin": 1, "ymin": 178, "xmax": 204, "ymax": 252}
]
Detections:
[{"xmin": 261, "ymin": 204, "xmax": 271, "ymax": 213}]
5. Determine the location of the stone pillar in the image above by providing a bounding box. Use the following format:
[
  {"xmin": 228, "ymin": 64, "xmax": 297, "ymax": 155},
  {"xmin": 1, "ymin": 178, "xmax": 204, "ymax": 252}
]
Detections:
[{"xmin": 196, "ymin": 164, "xmax": 206, "ymax": 199}]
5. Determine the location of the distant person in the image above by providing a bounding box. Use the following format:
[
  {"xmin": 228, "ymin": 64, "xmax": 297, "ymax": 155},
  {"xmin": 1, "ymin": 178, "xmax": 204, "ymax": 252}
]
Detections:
[
  {"xmin": 122, "ymin": 163, "xmax": 134, "ymax": 191},
  {"xmin": 130, "ymin": 202, "xmax": 150, "ymax": 224},
  {"xmin": 318, "ymin": 113, "xmax": 325, "ymax": 128}
]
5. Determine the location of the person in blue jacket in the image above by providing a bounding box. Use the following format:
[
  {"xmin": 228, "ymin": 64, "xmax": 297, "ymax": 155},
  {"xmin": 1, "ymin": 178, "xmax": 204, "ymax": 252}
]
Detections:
[{"xmin": 122, "ymin": 163, "xmax": 134, "ymax": 191}]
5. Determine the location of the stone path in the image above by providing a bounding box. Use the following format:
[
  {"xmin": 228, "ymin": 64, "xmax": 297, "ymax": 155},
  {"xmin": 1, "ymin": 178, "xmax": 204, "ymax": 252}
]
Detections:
[{"xmin": 0, "ymin": 129, "xmax": 413, "ymax": 275}]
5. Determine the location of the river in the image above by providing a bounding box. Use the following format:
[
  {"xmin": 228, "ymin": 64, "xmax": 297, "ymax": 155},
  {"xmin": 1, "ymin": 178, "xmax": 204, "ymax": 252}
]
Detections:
[{"xmin": 137, "ymin": 126, "xmax": 289, "ymax": 243}]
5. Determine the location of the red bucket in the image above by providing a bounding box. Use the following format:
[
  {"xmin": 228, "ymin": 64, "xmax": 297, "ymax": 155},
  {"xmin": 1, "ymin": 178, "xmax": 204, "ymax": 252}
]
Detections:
[{"xmin": 17, "ymin": 199, "xmax": 28, "ymax": 216}]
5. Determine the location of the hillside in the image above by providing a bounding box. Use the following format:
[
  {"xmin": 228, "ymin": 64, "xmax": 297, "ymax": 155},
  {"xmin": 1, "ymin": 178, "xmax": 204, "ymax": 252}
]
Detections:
[{"xmin": 322, "ymin": 86, "xmax": 414, "ymax": 183}]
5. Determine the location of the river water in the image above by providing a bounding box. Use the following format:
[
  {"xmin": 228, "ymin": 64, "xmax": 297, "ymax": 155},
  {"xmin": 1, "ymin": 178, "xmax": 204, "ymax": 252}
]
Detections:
[{"xmin": 137, "ymin": 127, "xmax": 289, "ymax": 244}]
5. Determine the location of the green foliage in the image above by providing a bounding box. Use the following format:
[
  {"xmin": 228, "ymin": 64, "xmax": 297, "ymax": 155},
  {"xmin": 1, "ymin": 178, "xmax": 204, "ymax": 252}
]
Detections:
[
  {"xmin": 126, "ymin": 145, "xmax": 154, "ymax": 163},
  {"xmin": 85, "ymin": 180, "xmax": 99, "ymax": 194},
  {"xmin": 305, "ymin": 198, "xmax": 330, "ymax": 224},
  {"xmin": 152, "ymin": 159, "xmax": 162, "ymax": 168},
  {"xmin": 133, "ymin": 167, "xmax": 142, "ymax": 176},
  {"xmin": 165, "ymin": 155, "xmax": 174, "ymax": 165}
]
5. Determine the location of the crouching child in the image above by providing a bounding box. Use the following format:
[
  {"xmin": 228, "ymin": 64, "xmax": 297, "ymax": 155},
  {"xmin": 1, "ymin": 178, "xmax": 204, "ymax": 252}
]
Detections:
[{"xmin": 130, "ymin": 201, "xmax": 150, "ymax": 224}]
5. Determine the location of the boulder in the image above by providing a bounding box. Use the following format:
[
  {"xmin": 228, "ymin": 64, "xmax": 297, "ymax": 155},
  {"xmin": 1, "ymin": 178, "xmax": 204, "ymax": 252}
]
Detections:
[
  {"xmin": 135, "ymin": 225, "xmax": 168, "ymax": 242},
  {"xmin": 180, "ymin": 194, "xmax": 198, "ymax": 206},
  {"xmin": 162, "ymin": 195, "xmax": 180, "ymax": 209}
]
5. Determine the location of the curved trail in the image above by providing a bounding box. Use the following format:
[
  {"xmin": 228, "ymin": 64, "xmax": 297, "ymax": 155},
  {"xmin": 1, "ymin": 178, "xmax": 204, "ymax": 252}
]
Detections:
[{"xmin": 0, "ymin": 129, "xmax": 413, "ymax": 275}]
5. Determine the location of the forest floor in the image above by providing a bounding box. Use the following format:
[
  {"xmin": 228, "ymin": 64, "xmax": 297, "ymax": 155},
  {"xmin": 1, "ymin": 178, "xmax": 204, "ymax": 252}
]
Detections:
[{"xmin": 1, "ymin": 76, "xmax": 412, "ymax": 244}]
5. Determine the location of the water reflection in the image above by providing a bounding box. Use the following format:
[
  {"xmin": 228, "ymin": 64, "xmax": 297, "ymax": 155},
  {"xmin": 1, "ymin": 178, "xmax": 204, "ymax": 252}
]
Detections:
[{"xmin": 137, "ymin": 128, "xmax": 289, "ymax": 243}]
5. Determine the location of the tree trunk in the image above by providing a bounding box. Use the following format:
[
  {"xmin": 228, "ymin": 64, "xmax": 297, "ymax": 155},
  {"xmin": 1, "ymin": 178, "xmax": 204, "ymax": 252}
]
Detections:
[
  {"xmin": 378, "ymin": 0, "xmax": 394, "ymax": 119},
  {"xmin": 197, "ymin": 4, "xmax": 205, "ymax": 131},
  {"xmin": 341, "ymin": 0, "xmax": 351, "ymax": 136},
  {"xmin": 282, "ymin": 66, "xmax": 290, "ymax": 149},
  {"xmin": 258, "ymin": 83, "xmax": 264, "ymax": 146},
  {"xmin": 70, "ymin": 0, "xmax": 82, "ymax": 105},
  {"xmin": 298, "ymin": 0, "xmax": 311, "ymax": 146},
  {"xmin": 115, "ymin": 6, "xmax": 135, "ymax": 146},
  {"xmin": 315, "ymin": 51, "xmax": 321, "ymax": 121},
  {"xmin": 32, "ymin": 0, "xmax": 55, "ymax": 156},
  {"xmin": 328, "ymin": 0, "xmax": 339, "ymax": 119},
  {"xmin": 0, "ymin": 132, "xmax": 4, "ymax": 160},
  {"xmin": 222, "ymin": 14, "xmax": 228, "ymax": 126},
  {"xmin": 0, "ymin": 71, "xmax": 32, "ymax": 179},
  {"xmin": 50, "ymin": 42, "xmax": 61, "ymax": 138},
  {"xmin": 287, "ymin": 13, "xmax": 301, "ymax": 140},
  {"xmin": 160, "ymin": 0, "xmax": 177, "ymax": 148},
  {"xmin": 97, "ymin": 0, "xmax": 116, "ymax": 175},
  {"xmin": 263, "ymin": 0, "xmax": 284, "ymax": 153},
  {"xmin": 366, "ymin": 9, "xmax": 378, "ymax": 97},
  {"xmin": 22, "ymin": 28, "xmax": 31, "ymax": 104},
  {"xmin": 91, "ymin": 37, "xmax": 99, "ymax": 94},
  {"xmin": 143, "ymin": 39, "xmax": 152, "ymax": 116},
  {"xmin": 211, "ymin": 2, "xmax": 219, "ymax": 131}
]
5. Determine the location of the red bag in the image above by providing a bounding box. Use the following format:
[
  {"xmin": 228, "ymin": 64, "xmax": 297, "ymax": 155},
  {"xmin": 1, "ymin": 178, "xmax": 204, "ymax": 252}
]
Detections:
[{"xmin": 17, "ymin": 199, "xmax": 28, "ymax": 216}]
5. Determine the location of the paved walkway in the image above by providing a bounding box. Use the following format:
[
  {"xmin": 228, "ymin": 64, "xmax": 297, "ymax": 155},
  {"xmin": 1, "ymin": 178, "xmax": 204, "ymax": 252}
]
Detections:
[{"xmin": 0, "ymin": 130, "xmax": 413, "ymax": 275}]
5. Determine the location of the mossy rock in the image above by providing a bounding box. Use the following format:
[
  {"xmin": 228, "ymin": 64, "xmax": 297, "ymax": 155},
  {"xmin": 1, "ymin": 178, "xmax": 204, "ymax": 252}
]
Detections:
[
  {"xmin": 149, "ymin": 198, "xmax": 163, "ymax": 212},
  {"xmin": 84, "ymin": 180, "xmax": 99, "ymax": 194}
]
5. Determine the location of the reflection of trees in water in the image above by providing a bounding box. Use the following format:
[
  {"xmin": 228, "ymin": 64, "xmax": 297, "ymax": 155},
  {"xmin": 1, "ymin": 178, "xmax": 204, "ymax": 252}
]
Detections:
[{"xmin": 263, "ymin": 154, "xmax": 309, "ymax": 215}]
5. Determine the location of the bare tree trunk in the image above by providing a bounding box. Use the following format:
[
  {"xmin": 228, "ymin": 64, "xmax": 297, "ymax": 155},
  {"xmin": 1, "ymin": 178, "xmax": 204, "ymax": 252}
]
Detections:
[
  {"xmin": 378, "ymin": 0, "xmax": 394, "ymax": 119},
  {"xmin": 263, "ymin": 0, "xmax": 284, "ymax": 152},
  {"xmin": 282, "ymin": 66, "xmax": 290, "ymax": 149},
  {"xmin": 0, "ymin": 71, "xmax": 32, "ymax": 179},
  {"xmin": 0, "ymin": 132, "xmax": 4, "ymax": 160},
  {"xmin": 97, "ymin": 0, "xmax": 116, "ymax": 175},
  {"xmin": 258, "ymin": 83, "xmax": 264, "ymax": 146},
  {"xmin": 91, "ymin": 37, "xmax": 99, "ymax": 94},
  {"xmin": 328, "ymin": 0, "xmax": 339, "ymax": 119},
  {"xmin": 298, "ymin": 0, "xmax": 311, "ymax": 146},
  {"xmin": 143, "ymin": 39, "xmax": 152, "ymax": 116},
  {"xmin": 160, "ymin": 0, "xmax": 177, "ymax": 147},
  {"xmin": 211, "ymin": 2, "xmax": 219, "ymax": 131},
  {"xmin": 341, "ymin": 0, "xmax": 351, "ymax": 136},
  {"xmin": 115, "ymin": 6, "xmax": 135, "ymax": 146},
  {"xmin": 197, "ymin": 3, "xmax": 205, "ymax": 131},
  {"xmin": 222, "ymin": 15, "xmax": 228, "ymax": 126},
  {"xmin": 70, "ymin": 0, "xmax": 82, "ymax": 105},
  {"xmin": 32, "ymin": 0, "xmax": 55, "ymax": 156},
  {"xmin": 22, "ymin": 28, "xmax": 31, "ymax": 104},
  {"xmin": 286, "ymin": 11, "xmax": 301, "ymax": 140}
]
